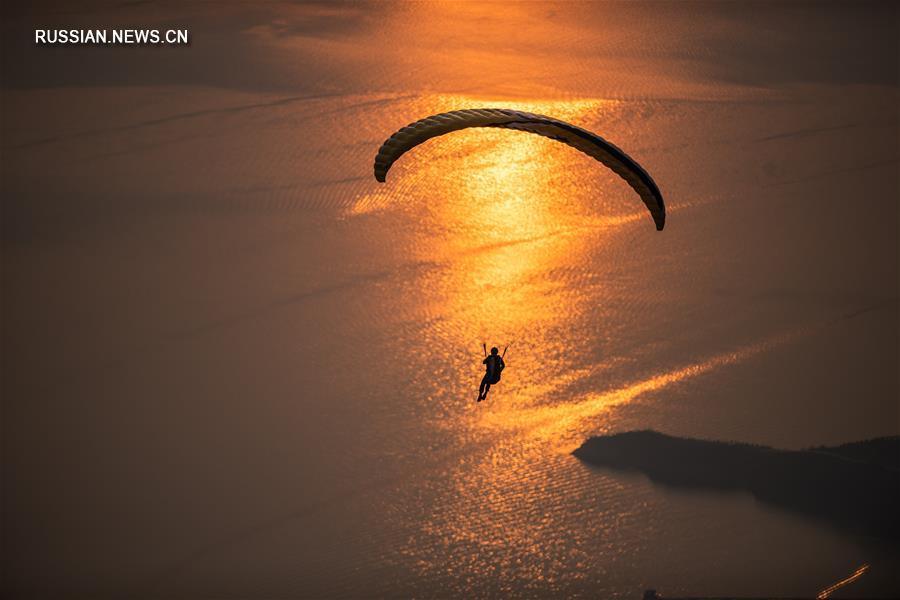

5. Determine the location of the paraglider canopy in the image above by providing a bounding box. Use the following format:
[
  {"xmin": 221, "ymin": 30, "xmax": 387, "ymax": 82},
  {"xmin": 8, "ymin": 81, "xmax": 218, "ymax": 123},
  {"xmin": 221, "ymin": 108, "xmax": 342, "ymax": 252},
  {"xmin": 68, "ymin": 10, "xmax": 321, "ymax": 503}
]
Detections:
[{"xmin": 373, "ymin": 108, "xmax": 666, "ymax": 230}]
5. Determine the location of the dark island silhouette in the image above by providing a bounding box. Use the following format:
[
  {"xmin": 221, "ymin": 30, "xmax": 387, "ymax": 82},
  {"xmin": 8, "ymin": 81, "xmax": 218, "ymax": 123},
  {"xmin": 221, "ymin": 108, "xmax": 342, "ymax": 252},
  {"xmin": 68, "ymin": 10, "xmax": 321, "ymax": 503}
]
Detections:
[{"xmin": 573, "ymin": 430, "xmax": 900, "ymax": 541}]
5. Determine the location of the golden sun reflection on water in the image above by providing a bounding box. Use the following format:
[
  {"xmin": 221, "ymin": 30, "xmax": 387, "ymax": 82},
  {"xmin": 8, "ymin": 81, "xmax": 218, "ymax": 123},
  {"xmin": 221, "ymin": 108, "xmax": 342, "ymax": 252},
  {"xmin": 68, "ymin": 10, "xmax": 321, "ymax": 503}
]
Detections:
[
  {"xmin": 478, "ymin": 328, "xmax": 803, "ymax": 450},
  {"xmin": 343, "ymin": 88, "xmax": 870, "ymax": 591},
  {"xmin": 357, "ymin": 95, "xmax": 626, "ymax": 347},
  {"xmin": 411, "ymin": 328, "xmax": 809, "ymax": 587},
  {"xmin": 353, "ymin": 94, "xmax": 763, "ymax": 583}
]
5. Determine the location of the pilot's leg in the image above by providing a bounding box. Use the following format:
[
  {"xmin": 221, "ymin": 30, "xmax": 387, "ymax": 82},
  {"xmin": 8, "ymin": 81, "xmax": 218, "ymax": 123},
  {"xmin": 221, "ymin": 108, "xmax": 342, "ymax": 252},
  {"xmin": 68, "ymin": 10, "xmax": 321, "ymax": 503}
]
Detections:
[{"xmin": 479, "ymin": 375, "xmax": 490, "ymax": 400}]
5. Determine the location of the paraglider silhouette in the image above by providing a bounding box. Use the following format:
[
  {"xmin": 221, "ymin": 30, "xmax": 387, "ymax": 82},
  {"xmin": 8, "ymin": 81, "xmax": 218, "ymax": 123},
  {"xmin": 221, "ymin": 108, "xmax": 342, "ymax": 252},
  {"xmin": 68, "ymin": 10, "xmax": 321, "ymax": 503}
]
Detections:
[
  {"xmin": 373, "ymin": 108, "xmax": 666, "ymax": 230},
  {"xmin": 478, "ymin": 343, "xmax": 508, "ymax": 402},
  {"xmin": 372, "ymin": 109, "xmax": 666, "ymax": 404}
]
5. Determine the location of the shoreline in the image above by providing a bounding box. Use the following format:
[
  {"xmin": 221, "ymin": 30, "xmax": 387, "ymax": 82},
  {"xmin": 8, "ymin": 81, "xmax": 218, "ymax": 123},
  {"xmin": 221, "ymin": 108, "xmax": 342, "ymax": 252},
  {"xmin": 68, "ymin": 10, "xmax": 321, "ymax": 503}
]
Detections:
[{"xmin": 573, "ymin": 430, "xmax": 900, "ymax": 541}]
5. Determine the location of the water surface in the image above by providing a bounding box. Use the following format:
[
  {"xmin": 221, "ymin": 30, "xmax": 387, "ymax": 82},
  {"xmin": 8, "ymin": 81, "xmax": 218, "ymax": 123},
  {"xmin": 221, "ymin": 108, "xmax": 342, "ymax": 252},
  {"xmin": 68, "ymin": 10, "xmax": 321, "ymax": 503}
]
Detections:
[{"xmin": 2, "ymin": 2, "xmax": 898, "ymax": 598}]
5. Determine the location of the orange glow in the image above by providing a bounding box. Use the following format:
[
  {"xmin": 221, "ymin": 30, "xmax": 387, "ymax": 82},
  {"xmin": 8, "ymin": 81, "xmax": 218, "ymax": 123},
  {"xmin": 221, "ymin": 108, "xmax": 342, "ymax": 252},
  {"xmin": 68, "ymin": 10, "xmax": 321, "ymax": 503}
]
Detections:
[
  {"xmin": 817, "ymin": 564, "xmax": 870, "ymax": 599},
  {"xmin": 353, "ymin": 94, "xmax": 635, "ymax": 361},
  {"xmin": 475, "ymin": 329, "xmax": 802, "ymax": 448},
  {"xmin": 410, "ymin": 329, "xmax": 807, "ymax": 579},
  {"xmin": 347, "ymin": 74, "xmax": 837, "ymax": 586}
]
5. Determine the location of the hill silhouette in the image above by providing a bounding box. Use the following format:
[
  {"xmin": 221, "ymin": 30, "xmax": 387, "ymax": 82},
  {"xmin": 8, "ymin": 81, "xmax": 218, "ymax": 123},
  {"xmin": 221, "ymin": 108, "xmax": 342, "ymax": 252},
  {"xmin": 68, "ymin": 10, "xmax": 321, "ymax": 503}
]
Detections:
[{"xmin": 573, "ymin": 430, "xmax": 900, "ymax": 540}]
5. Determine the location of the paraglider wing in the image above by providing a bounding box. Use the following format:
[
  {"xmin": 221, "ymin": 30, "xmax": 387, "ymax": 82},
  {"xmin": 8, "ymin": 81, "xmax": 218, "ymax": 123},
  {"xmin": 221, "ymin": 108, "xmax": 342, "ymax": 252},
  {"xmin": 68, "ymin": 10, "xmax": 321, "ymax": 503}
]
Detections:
[{"xmin": 373, "ymin": 108, "xmax": 665, "ymax": 230}]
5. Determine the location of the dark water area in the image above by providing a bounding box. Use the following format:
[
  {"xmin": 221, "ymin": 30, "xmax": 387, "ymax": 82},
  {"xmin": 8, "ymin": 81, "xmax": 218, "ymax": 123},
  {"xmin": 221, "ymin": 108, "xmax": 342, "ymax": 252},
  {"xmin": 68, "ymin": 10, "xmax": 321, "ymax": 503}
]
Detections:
[{"xmin": 2, "ymin": 1, "xmax": 898, "ymax": 598}]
